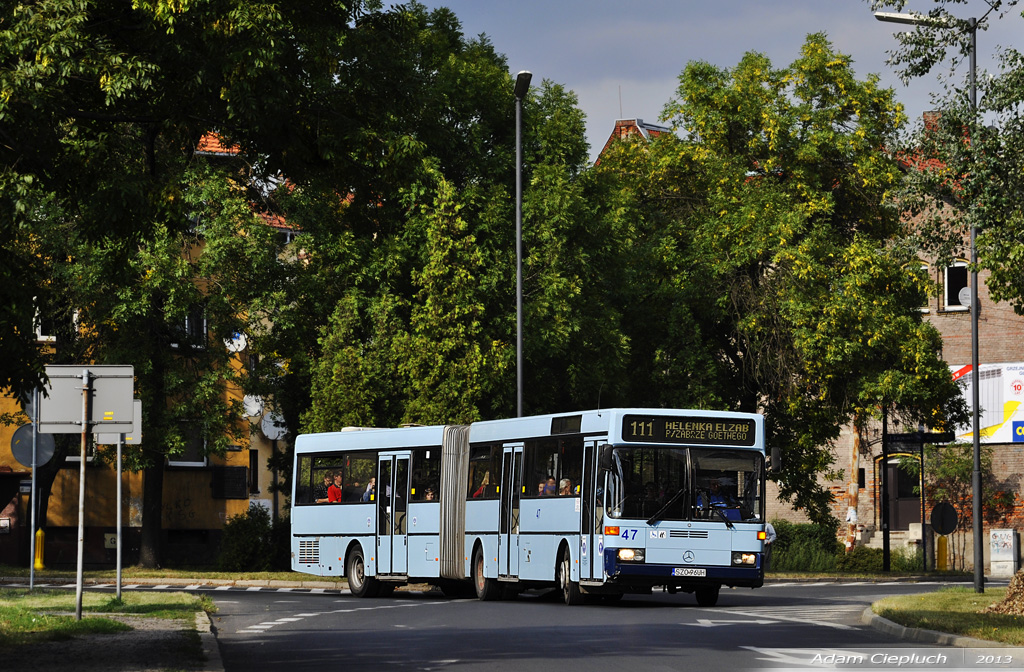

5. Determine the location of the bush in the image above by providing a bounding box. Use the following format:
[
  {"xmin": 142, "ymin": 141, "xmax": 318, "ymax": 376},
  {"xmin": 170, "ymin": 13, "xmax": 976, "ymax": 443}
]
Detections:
[
  {"xmin": 218, "ymin": 503, "xmax": 275, "ymax": 572},
  {"xmin": 770, "ymin": 519, "xmax": 843, "ymax": 572},
  {"xmin": 834, "ymin": 544, "xmax": 924, "ymax": 573}
]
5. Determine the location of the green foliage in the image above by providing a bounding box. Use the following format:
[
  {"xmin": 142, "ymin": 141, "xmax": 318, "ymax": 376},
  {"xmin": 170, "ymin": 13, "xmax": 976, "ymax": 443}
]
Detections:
[
  {"xmin": 595, "ymin": 34, "xmax": 964, "ymax": 526},
  {"xmin": 217, "ymin": 503, "xmax": 275, "ymax": 572},
  {"xmin": 872, "ymin": 0, "xmax": 1024, "ymax": 316}
]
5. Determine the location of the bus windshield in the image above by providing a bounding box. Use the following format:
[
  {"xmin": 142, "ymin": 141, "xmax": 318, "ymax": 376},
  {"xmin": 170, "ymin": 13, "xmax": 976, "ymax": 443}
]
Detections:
[{"xmin": 606, "ymin": 445, "xmax": 763, "ymax": 523}]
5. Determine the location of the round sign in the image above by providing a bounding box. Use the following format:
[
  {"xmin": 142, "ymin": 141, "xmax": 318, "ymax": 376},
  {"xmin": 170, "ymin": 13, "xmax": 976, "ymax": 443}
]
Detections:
[
  {"xmin": 11, "ymin": 424, "xmax": 56, "ymax": 468},
  {"xmin": 261, "ymin": 410, "xmax": 287, "ymax": 440},
  {"xmin": 225, "ymin": 332, "xmax": 248, "ymax": 353},
  {"xmin": 930, "ymin": 502, "xmax": 958, "ymax": 536},
  {"xmin": 958, "ymin": 286, "xmax": 972, "ymax": 308},
  {"xmin": 243, "ymin": 395, "xmax": 264, "ymax": 417}
]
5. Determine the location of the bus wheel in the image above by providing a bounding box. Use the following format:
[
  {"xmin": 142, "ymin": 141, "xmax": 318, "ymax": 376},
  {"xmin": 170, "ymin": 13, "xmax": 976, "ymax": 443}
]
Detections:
[
  {"xmin": 558, "ymin": 548, "xmax": 583, "ymax": 606},
  {"xmin": 472, "ymin": 546, "xmax": 501, "ymax": 601},
  {"xmin": 695, "ymin": 585, "xmax": 720, "ymax": 607},
  {"xmin": 346, "ymin": 546, "xmax": 380, "ymax": 598}
]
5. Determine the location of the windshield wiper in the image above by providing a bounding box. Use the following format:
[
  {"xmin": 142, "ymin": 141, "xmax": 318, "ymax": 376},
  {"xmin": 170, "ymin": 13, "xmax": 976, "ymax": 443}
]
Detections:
[
  {"xmin": 646, "ymin": 486, "xmax": 688, "ymax": 525},
  {"xmin": 694, "ymin": 487, "xmax": 735, "ymax": 529}
]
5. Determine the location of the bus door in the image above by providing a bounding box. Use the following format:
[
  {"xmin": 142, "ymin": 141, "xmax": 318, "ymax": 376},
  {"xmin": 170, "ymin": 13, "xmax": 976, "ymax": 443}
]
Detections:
[
  {"xmin": 580, "ymin": 441, "xmax": 603, "ymax": 581},
  {"xmin": 498, "ymin": 444, "xmax": 523, "ymax": 578},
  {"xmin": 377, "ymin": 452, "xmax": 410, "ymax": 575}
]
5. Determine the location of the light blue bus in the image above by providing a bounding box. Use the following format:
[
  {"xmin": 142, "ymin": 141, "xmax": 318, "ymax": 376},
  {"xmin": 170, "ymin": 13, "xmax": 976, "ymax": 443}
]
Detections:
[{"xmin": 290, "ymin": 408, "xmax": 767, "ymax": 606}]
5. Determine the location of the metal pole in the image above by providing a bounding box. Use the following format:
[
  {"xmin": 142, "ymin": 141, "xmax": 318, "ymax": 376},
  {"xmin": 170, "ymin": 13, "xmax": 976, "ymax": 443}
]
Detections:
[
  {"xmin": 29, "ymin": 387, "xmax": 39, "ymax": 590},
  {"xmin": 514, "ymin": 71, "xmax": 531, "ymax": 419},
  {"xmin": 116, "ymin": 433, "xmax": 123, "ymax": 600},
  {"xmin": 966, "ymin": 17, "xmax": 984, "ymax": 594},
  {"xmin": 515, "ymin": 90, "xmax": 524, "ymax": 418},
  {"xmin": 75, "ymin": 369, "xmax": 91, "ymax": 621},
  {"xmin": 881, "ymin": 407, "xmax": 890, "ymax": 572}
]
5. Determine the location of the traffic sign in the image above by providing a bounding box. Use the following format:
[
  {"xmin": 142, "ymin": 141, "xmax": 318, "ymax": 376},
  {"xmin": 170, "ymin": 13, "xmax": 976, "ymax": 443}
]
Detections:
[{"xmin": 10, "ymin": 424, "xmax": 55, "ymax": 467}]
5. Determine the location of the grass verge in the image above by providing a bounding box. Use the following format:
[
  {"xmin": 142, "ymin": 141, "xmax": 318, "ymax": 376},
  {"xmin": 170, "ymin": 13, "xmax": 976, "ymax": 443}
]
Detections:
[
  {"xmin": 0, "ymin": 588, "xmax": 214, "ymax": 648},
  {"xmin": 874, "ymin": 587, "xmax": 1024, "ymax": 645}
]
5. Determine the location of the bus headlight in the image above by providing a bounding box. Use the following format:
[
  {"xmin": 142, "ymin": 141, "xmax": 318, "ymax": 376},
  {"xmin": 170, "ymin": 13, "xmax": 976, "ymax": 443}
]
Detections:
[
  {"xmin": 617, "ymin": 548, "xmax": 645, "ymax": 563},
  {"xmin": 732, "ymin": 552, "xmax": 757, "ymax": 565}
]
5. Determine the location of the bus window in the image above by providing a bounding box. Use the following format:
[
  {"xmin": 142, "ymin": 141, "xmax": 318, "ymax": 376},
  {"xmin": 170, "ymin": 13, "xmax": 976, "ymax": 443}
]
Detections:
[
  {"xmin": 411, "ymin": 448, "xmax": 441, "ymax": 501},
  {"xmin": 691, "ymin": 449, "xmax": 763, "ymax": 522},
  {"xmin": 295, "ymin": 455, "xmax": 313, "ymax": 504},
  {"xmin": 468, "ymin": 445, "xmax": 500, "ymax": 499},
  {"xmin": 524, "ymin": 438, "xmax": 558, "ymax": 496},
  {"xmin": 345, "ymin": 453, "xmax": 376, "ymax": 501},
  {"xmin": 607, "ymin": 446, "xmax": 688, "ymax": 520},
  {"xmin": 559, "ymin": 437, "xmax": 583, "ymax": 496}
]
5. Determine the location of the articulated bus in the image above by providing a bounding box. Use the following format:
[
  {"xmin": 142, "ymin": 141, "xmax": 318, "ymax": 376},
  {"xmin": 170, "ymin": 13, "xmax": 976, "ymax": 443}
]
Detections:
[{"xmin": 290, "ymin": 408, "xmax": 767, "ymax": 605}]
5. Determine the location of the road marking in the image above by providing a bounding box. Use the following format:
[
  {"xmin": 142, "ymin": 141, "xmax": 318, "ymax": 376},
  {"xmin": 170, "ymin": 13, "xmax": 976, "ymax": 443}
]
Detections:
[
  {"xmin": 718, "ymin": 606, "xmax": 859, "ymax": 630},
  {"xmin": 245, "ymin": 587, "xmax": 263, "ymax": 592},
  {"xmin": 215, "ymin": 585, "xmax": 232, "ymax": 591},
  {"xmin": 686, "ymin": 618, "xmax": 780, "ymax": 627}
]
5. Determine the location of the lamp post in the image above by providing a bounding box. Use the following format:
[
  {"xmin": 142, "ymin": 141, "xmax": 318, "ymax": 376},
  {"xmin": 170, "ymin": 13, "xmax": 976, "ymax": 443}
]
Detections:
[
  {"xmin": 875, "ymin": 10, "xmax": 984, "ymax": 593},
  {"xmin": 514, "ymin": 70, "xmax": 532, "ymax": 418}
]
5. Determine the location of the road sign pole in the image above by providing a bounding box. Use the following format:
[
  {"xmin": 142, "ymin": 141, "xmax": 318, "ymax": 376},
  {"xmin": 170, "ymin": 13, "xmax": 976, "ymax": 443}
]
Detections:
[
  {"xmin": 29, "ymin": 387, "xmax": 39, "ymax": 590},
  {"xmin": 75, "ymin": 369, "xmax": 91, "ymax": 621},
  {"xmin": 117, "ymin": 433, "xmax": 123, "ymax": 600}
]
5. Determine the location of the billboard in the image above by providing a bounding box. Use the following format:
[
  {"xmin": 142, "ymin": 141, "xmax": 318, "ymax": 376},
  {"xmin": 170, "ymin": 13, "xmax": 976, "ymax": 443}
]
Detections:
[{"xmin": 951, "ymin": 362, "xmax": 1024, "ymax": 444}]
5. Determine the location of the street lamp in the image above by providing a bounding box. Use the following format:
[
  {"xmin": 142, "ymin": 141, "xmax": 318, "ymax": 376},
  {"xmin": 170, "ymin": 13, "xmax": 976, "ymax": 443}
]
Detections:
[
  {"xmin": 875, "ymin": 10, "xmax": 983, "ymax": 593},
  {"xmin": 514, "ymin": 71, "xmax": 532, "ymax": 418}
]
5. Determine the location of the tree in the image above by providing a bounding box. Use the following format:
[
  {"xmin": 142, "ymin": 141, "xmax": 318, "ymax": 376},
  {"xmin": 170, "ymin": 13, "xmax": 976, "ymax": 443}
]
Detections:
[
  {"xmin": 0, "ymin": 0, "xmax": 403, "ymax": 565},
  {"xmin": 594, "ymin": 35, "xmax": 967, "ymax": 524},
  {"xmin": 870, "ymin": 0, "xmax": 1024, "ymax": 313}
]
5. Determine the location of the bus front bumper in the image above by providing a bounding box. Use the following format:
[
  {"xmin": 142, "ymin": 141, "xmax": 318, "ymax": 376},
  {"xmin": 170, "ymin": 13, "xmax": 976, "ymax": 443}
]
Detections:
[{"xmin": 603, "ymin": 551, "xmax": 763, "ymax": 589}]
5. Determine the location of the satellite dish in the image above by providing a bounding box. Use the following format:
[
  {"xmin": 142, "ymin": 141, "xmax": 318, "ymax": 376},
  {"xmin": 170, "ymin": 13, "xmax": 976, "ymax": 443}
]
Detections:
[
  {"xmin": 11, "ymin": 424, "xmax": 56, "ymax": 468},
  {"xmin": 261, "ymin": 411, "xmax": 287, "ymax": 440},
  {"xmin": 225, "ymin": 332, "xmax": 248, "ymax": 353},
  {"xmin": 243, "ymin": 395, "xmax": 264, "ymax": 417},
  {"xmin": 957, "ymin": 286, "xmax": 972, "ymax": 308}
]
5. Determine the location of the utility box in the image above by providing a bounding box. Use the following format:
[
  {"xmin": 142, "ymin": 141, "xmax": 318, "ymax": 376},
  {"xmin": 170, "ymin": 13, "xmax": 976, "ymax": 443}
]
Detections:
[{"xmin": 990, "ymin": 529, "xmax": 1019, "ymax": 578}]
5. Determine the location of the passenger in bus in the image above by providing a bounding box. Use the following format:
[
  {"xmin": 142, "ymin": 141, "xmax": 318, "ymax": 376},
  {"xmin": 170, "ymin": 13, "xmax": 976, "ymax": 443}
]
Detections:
[
  {"xmin": 537, "ymin": 481, "xmax": 546, "ymax": 496},
  {"xmin": 543, "ymin": 477, "xmax": 557, "ymax": 495},
  {"xmin": 424, "ymin": 487, "xmax": 436, "ymax": 501},
  {"xmin": 472, "ymin": 472, "xmax": 491, "ymax": 498},
  {"xmin": 643, "ymin": 481, "xmax": 661, "ymax": 510},
  {"xmin": 328, "ymin": 472, "xmax": 344, "ymax": 503},
  {"xmin": 559, "ymin": 478, "xmax": 573, "ymax": 496},
  {"xmin": 346, "ymin": 481, "xmax": 364, "ymax": 502},
  {"xmin": 362, "ymin": 477, "xmax": 376, "ymax": 502},
  {"xmin": 314, "ymin": 473, "xmax": 332, "ymax": 504}
]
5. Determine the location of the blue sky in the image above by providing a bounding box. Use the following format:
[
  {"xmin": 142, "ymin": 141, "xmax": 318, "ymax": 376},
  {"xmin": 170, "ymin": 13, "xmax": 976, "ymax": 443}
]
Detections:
[{"xmin": 422, "ymin": 1, "xmax": 1022, "ymax": 161}]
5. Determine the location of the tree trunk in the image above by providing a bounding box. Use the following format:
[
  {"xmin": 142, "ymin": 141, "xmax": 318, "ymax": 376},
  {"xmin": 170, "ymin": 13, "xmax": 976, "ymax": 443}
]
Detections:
[{"xmin": 138, "ymin": 456, "xmax": 165, "ymax": 568}]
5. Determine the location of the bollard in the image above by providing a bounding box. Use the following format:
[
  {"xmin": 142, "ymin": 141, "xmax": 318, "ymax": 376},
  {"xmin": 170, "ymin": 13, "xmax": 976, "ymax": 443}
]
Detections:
[
  {"xmin": 937, "ymin": 534, "xmax": 948, "ymax": 571},
  {"xmin": 33, "ymin": 528, "xmax": 45, "ymax": 570}
]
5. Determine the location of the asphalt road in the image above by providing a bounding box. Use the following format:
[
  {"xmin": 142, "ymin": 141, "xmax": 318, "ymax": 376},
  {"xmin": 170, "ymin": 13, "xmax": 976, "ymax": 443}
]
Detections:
[{"xmin": 209, "ymin": 580, "xmax": 998, "ymax": 672}]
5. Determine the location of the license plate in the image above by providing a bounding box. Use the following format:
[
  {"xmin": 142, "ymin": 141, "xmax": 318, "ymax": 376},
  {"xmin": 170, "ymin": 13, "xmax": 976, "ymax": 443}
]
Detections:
[{"xmin": 673, "ymin": 567, "xmax": 706, "ymax": 577}]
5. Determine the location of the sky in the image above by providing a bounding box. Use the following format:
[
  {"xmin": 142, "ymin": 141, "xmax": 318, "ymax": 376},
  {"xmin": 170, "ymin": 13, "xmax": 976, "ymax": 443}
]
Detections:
[{"xmin": 421, "ymin": 0, "xmax": 1023, "ymax": 162}]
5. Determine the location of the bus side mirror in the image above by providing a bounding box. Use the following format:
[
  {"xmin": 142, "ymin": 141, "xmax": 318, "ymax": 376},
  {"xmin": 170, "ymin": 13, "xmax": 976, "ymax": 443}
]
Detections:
[
  {"xmin": 598, "ymin": 444, "xmax": 614, "ymax": 472},
  {"xmin": 770, "ymin": 445, "xmax": 780, "ymax": 474}
]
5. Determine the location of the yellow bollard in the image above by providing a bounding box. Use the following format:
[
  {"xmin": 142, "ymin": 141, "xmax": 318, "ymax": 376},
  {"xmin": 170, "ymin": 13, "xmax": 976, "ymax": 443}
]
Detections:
[
  {"xmin": 937, "ymin": 534, "xmax": 948, "ymax": 571},
  {"xmin": 33, "ymin": 528, "xmax": 45, "ymax": 570}
]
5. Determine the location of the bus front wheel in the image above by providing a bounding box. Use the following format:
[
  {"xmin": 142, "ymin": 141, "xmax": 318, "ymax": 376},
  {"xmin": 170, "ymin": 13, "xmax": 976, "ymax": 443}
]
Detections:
[
  {"xmin": 346, "ymin": 546, "xmax": 381, "ymax": 598},
  {"xmin": 558, "ymin": 548, "xmax": 583, "ymax": 606},
  {"xmin": 695, "ymin": 584, "xmax": 720, "ymax": 607},
  {"xmin": 472, "ymin": 546, "xmax": 501, "ymax": 601}
]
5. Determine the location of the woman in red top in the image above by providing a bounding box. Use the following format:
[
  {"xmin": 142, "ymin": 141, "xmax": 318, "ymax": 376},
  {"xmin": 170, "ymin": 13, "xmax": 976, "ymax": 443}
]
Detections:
[{"xmin": 328, "ymin": 472, "xmax": 344, "ymax": 503}]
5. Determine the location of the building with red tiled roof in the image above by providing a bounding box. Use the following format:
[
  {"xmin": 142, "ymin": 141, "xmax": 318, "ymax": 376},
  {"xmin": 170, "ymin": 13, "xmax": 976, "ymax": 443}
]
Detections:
[{"xmin": 595, "ymin": 118, "xmax": 672, "ymax": 164}]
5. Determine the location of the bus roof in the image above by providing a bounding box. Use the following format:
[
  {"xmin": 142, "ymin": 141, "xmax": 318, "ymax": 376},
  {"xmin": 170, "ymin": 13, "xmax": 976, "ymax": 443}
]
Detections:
[{"xmin": 295, "ymin": 424, "xmax": 453, "ymax": 453}]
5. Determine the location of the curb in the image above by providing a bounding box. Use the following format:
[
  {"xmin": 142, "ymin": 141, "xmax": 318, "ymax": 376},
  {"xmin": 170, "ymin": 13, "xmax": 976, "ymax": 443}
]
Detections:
[
  {"xmin": 195, "ymin": 611, "xmax": 225, "ymax": 672},
  {"xmin": 861, "ymin": 607, "xmax": 1011, "ymax": 648}
]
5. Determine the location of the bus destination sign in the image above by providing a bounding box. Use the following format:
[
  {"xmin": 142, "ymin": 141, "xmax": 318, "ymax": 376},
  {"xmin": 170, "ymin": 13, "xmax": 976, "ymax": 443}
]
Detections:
[{"xmin": 622, "ymin": 415, "xmax": 757, "ymax": 446}]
